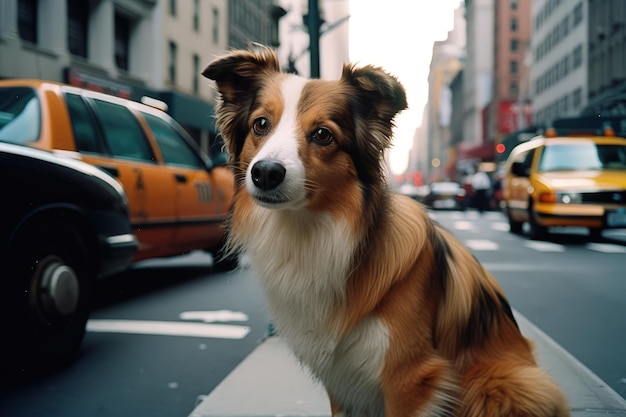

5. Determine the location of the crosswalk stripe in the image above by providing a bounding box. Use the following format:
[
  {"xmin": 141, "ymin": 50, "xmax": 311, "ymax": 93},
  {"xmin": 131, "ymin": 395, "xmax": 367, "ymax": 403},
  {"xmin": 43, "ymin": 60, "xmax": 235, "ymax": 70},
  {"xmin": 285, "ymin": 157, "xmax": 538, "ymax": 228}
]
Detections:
[
  {"xmin": 586, "ymin": 243, "xmax": 626, "ymax": 253},
  {"xmin": 524, "ymin": 241, "xmax": 566, "ymax": 252},
  {"xmin": 465, "ymin": 239, "xmax": 500, "ymax": 251}
]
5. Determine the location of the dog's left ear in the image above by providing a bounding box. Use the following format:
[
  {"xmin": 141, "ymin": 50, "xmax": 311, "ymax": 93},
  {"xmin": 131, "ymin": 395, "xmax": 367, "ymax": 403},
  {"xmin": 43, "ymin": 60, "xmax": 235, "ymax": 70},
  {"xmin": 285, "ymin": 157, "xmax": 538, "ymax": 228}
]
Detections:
[
  {"xmin": 341, "ymin": 64, "xmax": 408, "ymax": 130},
  {"xmin": 341, "ymin": 65, "xmax": 407, "ymax": 185}
]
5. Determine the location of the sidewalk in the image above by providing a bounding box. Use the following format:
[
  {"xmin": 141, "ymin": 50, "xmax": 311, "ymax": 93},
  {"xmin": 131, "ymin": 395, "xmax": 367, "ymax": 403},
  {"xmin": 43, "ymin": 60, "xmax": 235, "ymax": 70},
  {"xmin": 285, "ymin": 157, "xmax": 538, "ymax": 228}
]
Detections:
[{"xmin": 189, "ymin": 311, "xmax": 626, "ymax": 417}]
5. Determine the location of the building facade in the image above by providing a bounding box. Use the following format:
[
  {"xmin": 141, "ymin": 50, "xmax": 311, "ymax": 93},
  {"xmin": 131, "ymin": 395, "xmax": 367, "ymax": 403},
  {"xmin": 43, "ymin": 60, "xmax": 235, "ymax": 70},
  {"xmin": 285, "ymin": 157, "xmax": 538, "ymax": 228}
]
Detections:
[
  {"xmin": 462, "ymin": 0, "xmax": 494, "ymax": 149},
  {"xmin": 584, "ymin": 0, "xmax": 626, "ymax": 117},
  {"xmin": 531, "ymin": 0, "xmax": 588, "ymax": 126},
  {"xmin": 0, "ymin": 0, "xmax": 229, "ymax": 154},
  {"xmin": 489, "ymin": 0, "xmax": 532, "ymax": 145}
]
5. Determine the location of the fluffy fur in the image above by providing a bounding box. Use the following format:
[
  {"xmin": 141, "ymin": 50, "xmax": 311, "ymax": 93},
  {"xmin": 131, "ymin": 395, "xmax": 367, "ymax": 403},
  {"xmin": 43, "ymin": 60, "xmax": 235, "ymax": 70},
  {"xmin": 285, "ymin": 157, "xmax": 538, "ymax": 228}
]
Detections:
[{"xmin": 202, "ymin": 45, "xmax": 570, "ymax": 417}]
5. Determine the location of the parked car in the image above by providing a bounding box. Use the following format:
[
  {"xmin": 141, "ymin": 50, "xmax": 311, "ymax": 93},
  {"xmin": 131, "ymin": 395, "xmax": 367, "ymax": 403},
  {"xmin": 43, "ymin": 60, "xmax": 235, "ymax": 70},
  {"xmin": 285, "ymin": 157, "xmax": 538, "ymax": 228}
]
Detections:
[
  {"xmin": 0, "ymin": 80, "xmax": 235, "ymax": 267},
  {"xmin": 0, "ymin": 142, "xmax": 137, "ymax": 368},
  {"xmin": 502, "ymin": 127, "xmax": 626, "ymax": 239},
  {"xmin": 422, "ymin": 181, "xmax": 467, "ymax": 210}
]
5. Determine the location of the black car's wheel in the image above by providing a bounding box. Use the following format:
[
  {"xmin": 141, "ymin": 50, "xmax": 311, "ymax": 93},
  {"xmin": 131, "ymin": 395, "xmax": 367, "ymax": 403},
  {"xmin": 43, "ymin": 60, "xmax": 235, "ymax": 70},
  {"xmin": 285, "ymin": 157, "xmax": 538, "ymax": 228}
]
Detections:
[
  {"xmin": 506, "ymin": 207, "xmax": 523, "ymax": 234},
  {"xmin": 8, "ymin": 221, "xmax": 93, "ymax": 368},
  {"xmin": 528, "ymin": 200, "xmax": 548, "ymax": 239}
]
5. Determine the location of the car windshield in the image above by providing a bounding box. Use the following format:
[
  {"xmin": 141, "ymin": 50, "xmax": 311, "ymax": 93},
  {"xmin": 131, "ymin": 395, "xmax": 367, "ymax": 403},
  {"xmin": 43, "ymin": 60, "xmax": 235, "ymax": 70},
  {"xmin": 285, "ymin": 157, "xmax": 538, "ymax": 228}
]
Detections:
[
  {"xmin": 431, "ymin": 182, "xmax": 460, "ymax": 193},
  {"xmin": 0, "ymin": 86, "xmax": 41, "ymax": 144},
  {"xmin": 538, "ymin": 142, "xmax": 626, "ymax": 172}
]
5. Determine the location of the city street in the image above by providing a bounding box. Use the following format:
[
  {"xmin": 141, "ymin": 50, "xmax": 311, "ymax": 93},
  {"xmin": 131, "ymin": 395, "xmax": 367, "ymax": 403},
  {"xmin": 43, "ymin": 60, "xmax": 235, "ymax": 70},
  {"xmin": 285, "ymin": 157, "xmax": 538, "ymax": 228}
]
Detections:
[{"xmin": 1, "ymin": 209, "xmax": 625, "ymax": 417}]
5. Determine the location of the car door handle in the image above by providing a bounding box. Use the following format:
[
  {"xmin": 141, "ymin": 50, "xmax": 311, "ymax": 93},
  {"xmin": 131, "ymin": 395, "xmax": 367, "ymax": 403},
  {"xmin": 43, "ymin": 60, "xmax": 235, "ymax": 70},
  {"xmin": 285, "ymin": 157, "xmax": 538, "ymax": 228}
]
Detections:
[
  {"xmin": 174, "ymin": 173, "xmax": 187, "ymax": 183},
  {"xmin": 98, "ymin": 165, "xmax": 119, "ymax": 178}
]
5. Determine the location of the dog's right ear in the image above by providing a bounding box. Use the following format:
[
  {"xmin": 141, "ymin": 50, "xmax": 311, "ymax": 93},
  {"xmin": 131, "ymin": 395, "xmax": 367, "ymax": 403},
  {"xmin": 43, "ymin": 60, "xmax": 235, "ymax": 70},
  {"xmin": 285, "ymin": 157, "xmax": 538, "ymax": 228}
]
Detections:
[
  {"xmin": 202, "ymin": 45, "xmax": 280, "ymax": 162},
  {"xmin": 202, "ymin": 45, "xmax": 280, "ymax": 104}
]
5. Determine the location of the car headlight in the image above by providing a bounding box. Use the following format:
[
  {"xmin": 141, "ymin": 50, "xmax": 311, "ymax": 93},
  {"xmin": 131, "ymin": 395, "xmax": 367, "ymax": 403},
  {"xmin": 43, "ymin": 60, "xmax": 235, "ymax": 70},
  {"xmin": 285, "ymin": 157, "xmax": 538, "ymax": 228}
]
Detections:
[{"xmin": 556, "ymin": 192, "xmax": 582, "ymax": 204}]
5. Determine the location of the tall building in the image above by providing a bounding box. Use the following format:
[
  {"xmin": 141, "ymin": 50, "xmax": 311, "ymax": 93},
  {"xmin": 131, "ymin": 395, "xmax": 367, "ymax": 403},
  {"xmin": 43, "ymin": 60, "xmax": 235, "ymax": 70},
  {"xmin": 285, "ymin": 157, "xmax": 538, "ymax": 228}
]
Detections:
[
  {"xmin": 423, "ymin": 9, "xmax": 465, "ymax": 182},
  {"xmin": 530, "ymin": 0, "xmax": 588, "ymax": 126},
  {"xmin": 462, "ymin": 0, "xmax": 494, "ymax": 150},
  {"xmin": 489, "ymin": 0, "xmax": 532, "ymax": 145},
  {"xmin": 0, "ymin": 0, "xmax": 229, "ymax": 154},
  {"xmin": 584, "ymin": 0, "xmax": 626, "ymax": 116},
  {"xmin": 228, "ymin": 0, "xmax": 281, "ymax": 50}
]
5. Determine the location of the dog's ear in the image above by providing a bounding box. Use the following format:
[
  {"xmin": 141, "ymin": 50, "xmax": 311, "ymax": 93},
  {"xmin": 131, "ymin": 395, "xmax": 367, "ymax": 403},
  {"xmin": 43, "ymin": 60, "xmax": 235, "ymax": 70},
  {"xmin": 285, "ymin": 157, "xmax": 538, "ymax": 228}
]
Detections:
[
  {"xmin": 202, "ymin": 45, "xmax": 280, "ymax": 104},
  {"xmin": 202, "ymin": 45, "xmax": 281, "ymax": 161},
  {"xmin": 341, "ymin": 64, "xmax": 408, "ymax": 133},
  {"xmin": 341, "ymin": 65, "xmax": 407, "ymax": 185}
]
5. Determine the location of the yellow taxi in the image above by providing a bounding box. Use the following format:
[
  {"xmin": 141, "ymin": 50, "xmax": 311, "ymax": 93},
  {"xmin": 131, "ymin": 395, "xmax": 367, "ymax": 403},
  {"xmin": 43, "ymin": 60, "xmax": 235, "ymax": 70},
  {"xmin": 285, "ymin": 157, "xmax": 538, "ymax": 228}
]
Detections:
[
  {"xmin": 0, "ymin": 80, "xmax": 235, "ymax": 266},
  {"xmin": 503, "ymin": 124, "xmax": 626, "ymax": 239}
]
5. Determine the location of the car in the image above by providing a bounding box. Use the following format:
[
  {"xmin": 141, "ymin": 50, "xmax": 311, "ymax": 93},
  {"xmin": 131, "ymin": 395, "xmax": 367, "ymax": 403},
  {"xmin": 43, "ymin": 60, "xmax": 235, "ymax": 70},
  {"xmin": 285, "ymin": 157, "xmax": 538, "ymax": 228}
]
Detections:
[
  {"xmin": 395, "ymin": 183, "xmax": 431, "ymax": 203},
  {"xmin": 0, "ymin": 79, "xmax": 235, "ymax": 267},
  {"xmin": 502, "ymin": 126, "xmax": 626, "ymax": 239},
  {"xmin": 0, "ymin": 142, "xmax": 137, "ymax": 369},
  {"xmin": 422, "ymin": 181, "xmax": 467, "ymax": 210}
]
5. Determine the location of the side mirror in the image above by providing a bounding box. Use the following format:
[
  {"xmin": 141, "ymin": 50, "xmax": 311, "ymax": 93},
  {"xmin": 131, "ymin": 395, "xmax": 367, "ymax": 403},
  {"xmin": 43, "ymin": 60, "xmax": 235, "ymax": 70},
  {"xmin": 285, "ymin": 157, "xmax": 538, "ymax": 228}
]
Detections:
[
  {"xmin": 511, "ymin": 161, "xmax": 530, "ymax": 177},
  {"xmin": 206, "ymin": 152, "xmax": 228, "ymax": 171}
]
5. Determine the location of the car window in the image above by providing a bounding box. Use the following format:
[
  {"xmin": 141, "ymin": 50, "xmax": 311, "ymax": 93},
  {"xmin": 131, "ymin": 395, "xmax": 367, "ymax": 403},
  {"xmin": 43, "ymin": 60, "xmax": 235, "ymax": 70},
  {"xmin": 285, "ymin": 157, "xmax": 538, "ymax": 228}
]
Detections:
[
  {"xmin": 65, "ymin": 93, "xmax": 104, "ymax": 154},
  {"xmin": 539, "ymin": 143, "xmax": 605, "ymax": 171},
  {"xmin": 141, "ymin": 111, "xmax": 204, "ymax": 169},
  {"xmin": 597, "ymin": 144, "xmax": 626, "ymax": 170},
  {"xmin": 0, "ymin": 86, "xmax": 41, "ymax": 144},
  {"xmin": 91, "ymin": 99, "xmax": 155, "ymax": 163}
]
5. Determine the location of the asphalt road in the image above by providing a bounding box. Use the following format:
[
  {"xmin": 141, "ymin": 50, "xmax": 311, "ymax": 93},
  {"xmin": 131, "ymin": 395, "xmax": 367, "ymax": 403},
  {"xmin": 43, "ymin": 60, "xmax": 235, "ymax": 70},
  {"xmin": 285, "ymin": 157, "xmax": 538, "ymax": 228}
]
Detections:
[
  {"xmin": 430, "ymin": 209, "xmax": 626, "ymax": 400},
  {"xmin": 1, "ymin": 209, "xmax": 625, "ymax": 417},
  {"xmin": 1, "ymin": 253, "xmax": 272, "ymax": 417}
]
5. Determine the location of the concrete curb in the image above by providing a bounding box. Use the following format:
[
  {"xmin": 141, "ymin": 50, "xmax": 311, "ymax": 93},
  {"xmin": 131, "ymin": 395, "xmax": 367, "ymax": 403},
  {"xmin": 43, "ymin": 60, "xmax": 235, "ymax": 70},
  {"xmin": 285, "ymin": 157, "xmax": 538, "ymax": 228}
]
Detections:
[{"xmin": 189, "ymin": 311, "xmax": 626, "ymax": 417}]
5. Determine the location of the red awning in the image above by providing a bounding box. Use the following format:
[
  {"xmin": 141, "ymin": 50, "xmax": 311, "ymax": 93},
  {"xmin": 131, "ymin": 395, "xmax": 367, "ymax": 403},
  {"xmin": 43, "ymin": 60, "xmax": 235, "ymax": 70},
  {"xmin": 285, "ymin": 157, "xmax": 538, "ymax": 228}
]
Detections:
[{"xmin": 457, "ymin": 141, "xmax": 495, "ymax": 161}]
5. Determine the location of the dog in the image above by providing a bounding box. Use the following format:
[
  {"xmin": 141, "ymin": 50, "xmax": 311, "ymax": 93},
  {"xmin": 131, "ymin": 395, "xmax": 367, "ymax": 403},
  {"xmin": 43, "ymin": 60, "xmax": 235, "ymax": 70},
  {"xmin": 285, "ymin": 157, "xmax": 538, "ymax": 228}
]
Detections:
[{"xmin": 202, "ymin": 46, "xmax": 570, "ymax": 417}]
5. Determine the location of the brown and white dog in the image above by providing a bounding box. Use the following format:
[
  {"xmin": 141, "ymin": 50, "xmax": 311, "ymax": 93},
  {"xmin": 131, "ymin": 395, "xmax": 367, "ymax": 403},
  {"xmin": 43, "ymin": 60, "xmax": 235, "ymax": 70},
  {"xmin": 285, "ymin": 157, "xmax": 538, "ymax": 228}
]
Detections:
[{"xmin": 202, "ymin": 46, "xmax": 570, "ymax": 417}]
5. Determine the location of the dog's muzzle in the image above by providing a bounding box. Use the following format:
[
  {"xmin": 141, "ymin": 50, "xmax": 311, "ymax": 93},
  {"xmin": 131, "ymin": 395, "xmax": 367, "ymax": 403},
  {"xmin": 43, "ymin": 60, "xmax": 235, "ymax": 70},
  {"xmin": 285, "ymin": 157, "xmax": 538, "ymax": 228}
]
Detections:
[{"xmin": 251, "ymin": 160, "xmax": 286, "ymax": 190}]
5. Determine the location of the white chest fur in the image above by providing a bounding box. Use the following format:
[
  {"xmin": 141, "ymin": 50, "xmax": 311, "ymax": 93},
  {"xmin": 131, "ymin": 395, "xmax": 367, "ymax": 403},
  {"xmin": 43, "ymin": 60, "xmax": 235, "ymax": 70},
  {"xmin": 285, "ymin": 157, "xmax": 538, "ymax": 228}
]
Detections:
[{"xmin": 241, "ymin": 208, "xmax": 388, "ymax": 415}]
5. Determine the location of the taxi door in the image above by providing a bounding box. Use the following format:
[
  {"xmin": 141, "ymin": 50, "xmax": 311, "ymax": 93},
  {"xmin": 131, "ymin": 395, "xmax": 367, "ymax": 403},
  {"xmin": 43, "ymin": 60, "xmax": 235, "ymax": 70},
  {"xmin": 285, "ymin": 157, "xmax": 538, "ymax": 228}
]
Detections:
[
  {"xmin": 64, "ymin": 92, "xmax": 177, "ymax": 259},
  {"xmin": 139, "ymin": 111, "xmax": 227, "ymax": 252},
  {"xmin": 506, "ymin": 148, "xmax": 535, "ymax": 218}
]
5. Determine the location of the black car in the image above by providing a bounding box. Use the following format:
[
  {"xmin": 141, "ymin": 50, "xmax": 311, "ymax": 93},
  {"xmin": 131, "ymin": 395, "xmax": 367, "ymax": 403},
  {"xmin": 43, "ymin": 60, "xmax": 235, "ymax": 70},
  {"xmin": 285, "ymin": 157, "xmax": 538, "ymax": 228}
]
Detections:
[{"xmin": 0, "ymin": 142, "xmax": 137, "ymax": 370}]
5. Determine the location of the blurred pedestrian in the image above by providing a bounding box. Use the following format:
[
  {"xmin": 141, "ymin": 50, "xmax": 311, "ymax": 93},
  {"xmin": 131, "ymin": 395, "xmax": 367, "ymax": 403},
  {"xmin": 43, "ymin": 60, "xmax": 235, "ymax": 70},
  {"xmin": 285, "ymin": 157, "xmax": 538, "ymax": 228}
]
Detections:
[{"xmin": 471, "ymin": 167, "xmax": 491, "ymax": 214}]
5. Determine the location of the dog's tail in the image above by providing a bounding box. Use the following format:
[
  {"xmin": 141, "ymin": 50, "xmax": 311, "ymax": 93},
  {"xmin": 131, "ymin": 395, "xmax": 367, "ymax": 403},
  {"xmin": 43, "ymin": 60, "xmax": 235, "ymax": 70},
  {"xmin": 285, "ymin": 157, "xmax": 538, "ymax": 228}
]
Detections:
[{"xmin": 460, "ymin": 361, "xmax": 570, "ymax": 417}]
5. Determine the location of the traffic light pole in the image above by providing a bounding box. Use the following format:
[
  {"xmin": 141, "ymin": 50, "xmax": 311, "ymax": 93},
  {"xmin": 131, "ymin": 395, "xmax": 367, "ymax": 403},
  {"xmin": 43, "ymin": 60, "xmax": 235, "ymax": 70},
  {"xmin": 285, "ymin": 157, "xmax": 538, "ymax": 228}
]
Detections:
[{"xmin": 307, "ymin": 0, "xmax": 321, "ymax": 78}]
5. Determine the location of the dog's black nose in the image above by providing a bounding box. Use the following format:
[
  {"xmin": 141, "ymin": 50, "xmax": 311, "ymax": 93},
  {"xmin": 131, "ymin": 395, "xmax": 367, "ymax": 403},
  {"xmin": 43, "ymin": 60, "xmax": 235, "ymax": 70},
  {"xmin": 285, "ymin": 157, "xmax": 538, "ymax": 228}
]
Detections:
[{"xmin": 251, "ymin": 160, "xmax": 286, "ymax": 190}]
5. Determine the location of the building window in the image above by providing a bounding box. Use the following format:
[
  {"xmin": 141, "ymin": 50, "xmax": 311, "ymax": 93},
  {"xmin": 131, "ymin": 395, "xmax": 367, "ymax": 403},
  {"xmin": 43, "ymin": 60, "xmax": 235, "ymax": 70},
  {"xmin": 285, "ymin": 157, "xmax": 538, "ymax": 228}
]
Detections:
[
  {"xmin": 573, "ymin": 44, "xmax": 583, "ymax": 69},
  {"xmin": 193, "ymin": 0, "xmax": 200, "ymax": 31},
  {"xmin": 193, "ymin": 54, "xmax": 200, "ymax": 94},
  {"xmin": 573, "ymin": 2, "xmax": 583, "ymax": 26},
  {"xmin": 510, "ymin": 0, "xmax": 518, "ymax": 10},
  {"xmin": 67, "ymin": 0, "xmax": 89, "ymax": 58},
  {"xmin": 511, "ymin": 39, "xmax": 519, "ymax": 52},
  {"xmin": 18, "ymin": 0, "xmax": 37, "ymax": 44},
  {"xmin": 169, "ymin": 0, "xmax": 176, "ymax": 17},
  {"xmin": 115, "ymin": 13, "xmax": 131, "ymax": 71},
  {"xmin": 511, "ymin": 17, "xmax": 518, "ymax": 31},
  {"xmin": 169, "ymin": 41, "xmax": 177, "ymax": 84},
  {"xmin": 510, "ymin": 60, "xmax": 519, "ymax": 74},
  {"xmin": 510, "ymin": 82, "xmax": 518, "ymax": 97},
  {"xmin": 212, "ymin": 7, "xmax": 219, "ymax": 44}
]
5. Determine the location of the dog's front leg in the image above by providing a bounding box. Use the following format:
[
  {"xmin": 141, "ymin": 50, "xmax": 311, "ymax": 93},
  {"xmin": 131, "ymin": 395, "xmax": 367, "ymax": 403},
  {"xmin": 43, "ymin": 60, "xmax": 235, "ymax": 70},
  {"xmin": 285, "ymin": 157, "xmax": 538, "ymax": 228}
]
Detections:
[
  {"xmin": 329, "ymin": 393, "xmax": 346, "ymax": 417},
  {"xmin": 383, "ymin": 357, "xmax": 459, "ymax": 417}
]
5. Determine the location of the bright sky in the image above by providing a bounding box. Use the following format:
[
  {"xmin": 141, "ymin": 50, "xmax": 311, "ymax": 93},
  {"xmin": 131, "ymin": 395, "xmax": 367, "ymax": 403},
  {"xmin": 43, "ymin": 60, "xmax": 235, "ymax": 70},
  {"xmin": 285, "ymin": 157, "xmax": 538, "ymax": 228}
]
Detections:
[{"xmin": 349, "ymin": 0, "xmax": 460, "ymax": 175}]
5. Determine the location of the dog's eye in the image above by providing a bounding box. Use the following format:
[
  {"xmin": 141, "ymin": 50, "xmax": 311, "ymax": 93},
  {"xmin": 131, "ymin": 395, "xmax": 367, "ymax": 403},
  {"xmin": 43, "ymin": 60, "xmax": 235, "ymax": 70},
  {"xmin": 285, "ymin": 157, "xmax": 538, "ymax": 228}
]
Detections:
[
  {"xmin": 311, "ymin": 127, "xmax": 333, "ymax": 146},
  {"xmin": 253, "ymin": 117, "xmax": 271, "ymax": 136}
]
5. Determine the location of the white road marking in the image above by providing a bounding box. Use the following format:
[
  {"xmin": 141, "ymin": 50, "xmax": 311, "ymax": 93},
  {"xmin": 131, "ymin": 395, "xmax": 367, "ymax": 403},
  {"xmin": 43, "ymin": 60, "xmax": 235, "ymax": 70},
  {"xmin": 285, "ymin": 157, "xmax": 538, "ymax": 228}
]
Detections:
[
  {"xmin": 87, "ymin": 320, "xmax": 250, "ymax": 339},
  {"xmin": 586, "ymin": 243, "xmax": 626, "ymax": 253},
  {"xmin": 490, "ymin": 222, "xmax": 510, "ymax": 232},
  {"xmin": 180, "ymin": 310, "xmax": 249, "ymax": 323},
  {"xmin": 524, "ymin": 241, "xmax": 566, "ymax": 252},
  {"xmin": 453, "ymin": 220, "xmax": 475, "ymax": 230},
  {"xmin": 465, "ymin": 239, "xmax": 500, "ymax": 251}
]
